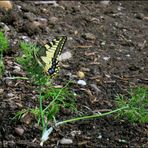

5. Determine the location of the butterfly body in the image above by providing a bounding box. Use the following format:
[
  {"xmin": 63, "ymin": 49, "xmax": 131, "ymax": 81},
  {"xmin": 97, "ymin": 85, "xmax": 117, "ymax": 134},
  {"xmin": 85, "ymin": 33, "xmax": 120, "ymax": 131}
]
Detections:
[
  {"xmin": 34, "ymin": 36, "xmax": 67, "ymax": 76},
  {"xmin": 48, "ymin": 58, "xmax": 58, "ymax": 75}
]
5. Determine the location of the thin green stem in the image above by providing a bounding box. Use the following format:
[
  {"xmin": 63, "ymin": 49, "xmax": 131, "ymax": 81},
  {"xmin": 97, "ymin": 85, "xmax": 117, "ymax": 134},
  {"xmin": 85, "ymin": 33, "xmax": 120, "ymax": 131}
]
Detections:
[
  {"xmin": 40, "ymin": 105, "xmax": 129, "ymax": 146},
  {"xmin": 60, "ymin": 106, "xmax": 129, "ymax": 125},
  {"xmin": 43, "ymin": 81, "xmax": 71, "ymax": 112},
  {"xmin": 39, "ymin": 94, "xmax": 45, "ymax": 131},
  {"xmin": 4, "ymin": 76, "xmax": 28, "ymax": 80}
]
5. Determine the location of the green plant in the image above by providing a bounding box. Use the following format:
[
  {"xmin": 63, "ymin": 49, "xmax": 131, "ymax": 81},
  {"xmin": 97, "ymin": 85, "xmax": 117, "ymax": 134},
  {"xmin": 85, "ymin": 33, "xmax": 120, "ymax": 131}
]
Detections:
[
  {"xmin": 40, "ymin": 106, "xmax": 128, "ymax": 146},
  {"xmin": 0, "ymin": 58, "xmax": 4, "ymax": 77},
  {"xmin": 14, "ymin": 82, "xmax": 76, "ymax": 126},
  {"xmin": 17, "ymin": 42, "xmax": 48, "ymax": 84},
  {"xmin": 115, "ymin": 86, "xmax": 148, "ymax": 123},
  {"xmin": 15, "ymin": 41, "xmax": 77, "ymax": 138},
  {"xmin": 0, "ymin": 31, "xmax": 9, "ymax": 53},
  {"xmin": 39, "ymin": 86, "xmax": 148, "ymax": 146},
  {"xmin": 0, "ymin": 31, "xmax": 9, "ymax": 77}
]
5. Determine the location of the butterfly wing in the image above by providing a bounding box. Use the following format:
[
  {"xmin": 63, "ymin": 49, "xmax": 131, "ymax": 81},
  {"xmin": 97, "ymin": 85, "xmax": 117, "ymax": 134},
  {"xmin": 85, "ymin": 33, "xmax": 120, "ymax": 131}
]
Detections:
[{"xmin": 34, "ymin": 36, "xmax": 67, "ymax": 75}]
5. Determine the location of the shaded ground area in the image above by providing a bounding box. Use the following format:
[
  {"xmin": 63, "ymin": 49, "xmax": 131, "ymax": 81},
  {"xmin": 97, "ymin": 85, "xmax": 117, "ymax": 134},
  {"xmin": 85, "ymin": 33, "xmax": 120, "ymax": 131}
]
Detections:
[{"xmin": 0, "ymin": 1, "xmax": 148, "ymax": 147}]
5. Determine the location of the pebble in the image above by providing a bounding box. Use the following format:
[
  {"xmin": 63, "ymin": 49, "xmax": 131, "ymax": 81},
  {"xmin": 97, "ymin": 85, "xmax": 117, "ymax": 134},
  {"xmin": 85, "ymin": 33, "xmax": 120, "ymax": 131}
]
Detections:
[
  {"xmin": 36, "ymin": 17, "xmax": 48, "ymax": 23},
  {"xmin": 34, "ymin": 1, "xmax": 59, "ymax": 7},
  {"xmin": 8, "ymin": 140, "xmax": 15, "ymax": 148},
  {"xmin": 15, "ymin": 127, "xmax": 24, "ymax": 136},
  {"xmin": 0, "ymin": 22, "xmax": 10, "ymax": 32},
  {"xmin": 20, "ymin": 35, "xmax": 30, "ymax": 42},
  {"xmin": 0, "ymin": 1, "xmax": 13, "ymax": 11},
  {"xmin": 0, "ymin": 88, "xmax": 4, "ymax": 94},
  {"xmin": 12, "ymin": 69, "xmax": 24, "ymax": 76},
  {"xmin": 97, "ymin": 134, "xmax": 102, "ymax": 139},
  {"xmin": 59, "ymin": 138, "xmax": 73, "ymax": 145},
  {"xmin": 126, "ymin": 54, "xmax": 130, "ymax": 57},
  {"xmin": 90, "ymin": 84, "xmax": 101, "ymax": 94},
  {"xmin": 14, "ymin": 65, "xmax": 21, "ymax": 71},
  {"xmin": 22, "ymin": 21, "xmax": 42, "ymax": 36},
  {"xmin": 100, "ymin": 41, "xmax": 106, "ymax": 46},
  {"xmin": 77, "ymin": 71, "xmax": 85, "ymax": 79},
  {"xmin": 59, "ymin": 51, "xmax": 72, "ymax": 61},
  {"xmin": 135, "ymin": 13, "xmax": 144, "ymax": 20},
  {"xmin": 49, "ymin": 16, "xmax": 58, "ymax": 24},
  {"xmin": 32, "ymin": 21, "xmax": 42, "ymax": 28},
  {"xmin": 83, "ymin": 33, "xmax": 96, "ymax": 40},
  {"xmin": 143, "ymin": 17, "xmax": 148, "ymax": 21},
  {"xmin": 3, "ymin": 24, "xmax": 10, "ymax": 32},
  {"xmin": 33, "ymin": 20, "xmax": 47, "ymax": 28},
  {"xmin": 23, "ymin": 12, "xmax": 36, "ymax": 21},
  {"xmin": 7, "ymin": 134, "xmax": 15, "ymax": 140},
  {"xmin": 77, "ymin": 80, "xmax": 86, "ymax": 86},
  {"xmin": 103, "ymin": 56, "xmax": 110, "ymax": 61},
  {"xmin": 6, "ymin": 60, "xmax": 13, "ymax": 65},
  {"xmin": 5, "ymin": 79, "xmax": 13, "ymax": 86},
  {"xmin": 21, "ymin": 113, "xmax": 32, "ymax": 125},
  {"xmin": 100, "ymin": 1, "xmax": 110, "ymax": 7},
  {"xmin": 15, "ymin": 102, "xmax": 23, "ymax": 108},
  {"xmin": 6, "ymin": 93, "xmax": 14, "ymax": 98},
  {"xmin": 71, "ymin": 130, "xmax": 81, "ymax": 137}
]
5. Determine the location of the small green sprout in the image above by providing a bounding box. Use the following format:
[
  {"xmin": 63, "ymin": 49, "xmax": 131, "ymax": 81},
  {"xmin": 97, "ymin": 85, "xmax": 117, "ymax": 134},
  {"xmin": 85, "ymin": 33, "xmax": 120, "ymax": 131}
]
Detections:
[
  {"xmin": 15, "ymin": 41, "xmax": 77, "ymax": 141},
  {"xmin": 115, "ymin": 86, "xmax": 148, "ymax": 123},
  {"xmin": 0, "ymin": 31, "xmax": 9, "ymax": 77},
  {"xmin": 0, "ymin": 58, "xmax": 5, "ymax": 77},
  {"xmin": 0, "ymin": 31, "xmax": 9, "ymax": 53}
]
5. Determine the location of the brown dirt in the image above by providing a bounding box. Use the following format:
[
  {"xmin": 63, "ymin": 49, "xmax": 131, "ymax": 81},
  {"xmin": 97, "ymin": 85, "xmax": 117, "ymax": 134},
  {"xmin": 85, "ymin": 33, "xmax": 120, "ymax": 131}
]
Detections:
[{"xmin": 0, "ymin": 1, "xmax": 148, "ymax": 148}]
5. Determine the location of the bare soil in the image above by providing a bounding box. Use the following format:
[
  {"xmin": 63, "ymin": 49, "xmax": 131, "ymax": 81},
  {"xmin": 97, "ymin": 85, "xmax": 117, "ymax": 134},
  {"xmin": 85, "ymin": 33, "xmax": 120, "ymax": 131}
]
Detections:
[{"xmin": 0, "ymin": 1, "xmax": 148, "ymax": 148}]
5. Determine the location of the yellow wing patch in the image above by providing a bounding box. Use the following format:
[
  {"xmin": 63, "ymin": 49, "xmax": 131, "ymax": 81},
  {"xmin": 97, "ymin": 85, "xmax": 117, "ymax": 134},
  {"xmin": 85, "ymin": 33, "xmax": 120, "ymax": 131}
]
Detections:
[{"xmin": 34, "ymin": 36, "xmax": 67, "ymax": 75}]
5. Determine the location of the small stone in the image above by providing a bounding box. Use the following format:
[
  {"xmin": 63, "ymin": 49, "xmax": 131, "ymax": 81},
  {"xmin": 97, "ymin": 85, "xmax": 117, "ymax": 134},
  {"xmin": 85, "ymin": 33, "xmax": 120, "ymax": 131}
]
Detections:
[
  {"xmin": 23, "ymin": 12, "xmax": 36, "ymax": 21},
  {"xmin": 7, "ymin": 93, "xmax": 14, "ymax": 98},
  {"xmin": 7, "ymin": 134, "xmax": 15, "ymax": 140},
  {"xmin": 77, "ymin": 80, "xmax": 86, "ymax": 86},
  {"xmin": 135, "ymin": 13, "xmax": 144, "ymax": 20},
  {"xmin": 5, "ymin": 79, "xmax": 13, "ymax": 86},
  {"xmin": 49, "ymin": 17, "xmax": 58, "ymax": 24},
  {"xmin": 100, "ymin": 1, "xmax": 110, "ymax": 7},
  {"xmin": 77, "ymin": 71, "xmax": 85, "ymax": 79},
  {"xmin": 34, "ymin": 1, "xmax": 58, "ymax": 7},
  {"xmin": 97, "ymin": 134, "xmax": 102, "ymax": 139},
  {"xmin": 74, "ymin": 30, "xmax": 78, "ymax": 35},
  {"xmin": 59, "ymin": 51, "xmax": 72, "ymax": 61},
  {"xmin": 22, "ymin": 21, "xmax": 42, "ymax": 36},
  {"xmin": 20, "ymin": 36, "xmax": 30, "ymax": 42},
  {"xmin": 17, "ymin": 5, "xmax": 22, "ymax": 11},
  {"xmin": 118, "ymin": 139, "xmax": 127, "ymax": 143},
  {"xmin": 21, "ymin": 113, "xmax": 32, "ymax": 125},
  {"xmin": 0, "ymin": 1, "xmax": 13, "ymax": 11},
  {"xmin": 4, "ymin": 24, "xmax": 10, "ymax": 32},
  {"xmin": 37, "ymin": 17, "xmax": 47, "ymax": 22},
  {"xmin": 8, "ymin": 141, "xmax": 15, "ymax": 148},
  {"xmin": 59, "ymin": 138, "xmax": 73, "ymax": 145},
  {"xmin": 0, "ymin": 88, "xmax": 4, "ymax": 94},
  {"xmin": 6, "ymin": 60, "xmax": 13, "ymax": 65},
  {"xmin": 143, "ymin": 17, "xmax": 148, "ymax": 21},
  {"xmin": 91, "ymin": 17, "xmax": 100, "ymax": 24},
  {"xmin": 70, "ymin": 130, "xmax": 81, "ymax": 137},
  {"xmin": 14, "ymin": 65, "xmax": 21, "ymax": 71},
  {"xmin": 32, "ymin": 21, "xmax": 42, "ymax": 28},
  {"xmin": 82, "ymin": 33, "xmax": 96, "ymax": 40},
  {"xmin": 103, "ymin": 56, "xmax": 110, "ymax": 61},
  {"xmin": 41, "ymin": 8, "xmax": 48, "ymax": 13},
  {"xmin": 15, "ymin": 127, "xmax": 24, "ymax": 136},
  {"xmin": 12, "ymin": 69, "xmax": 24, "ymax": 76},
  {"xmin": 126, "ymin": 54, "xmax": 130, "ymax": 57},
  {"xmin": 15, "ymin": 102, "xmax": 23, "ymax": 108},
  {"xmin": 100, "ymin": 41, "xmax": 106, "ymax": 46}
]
